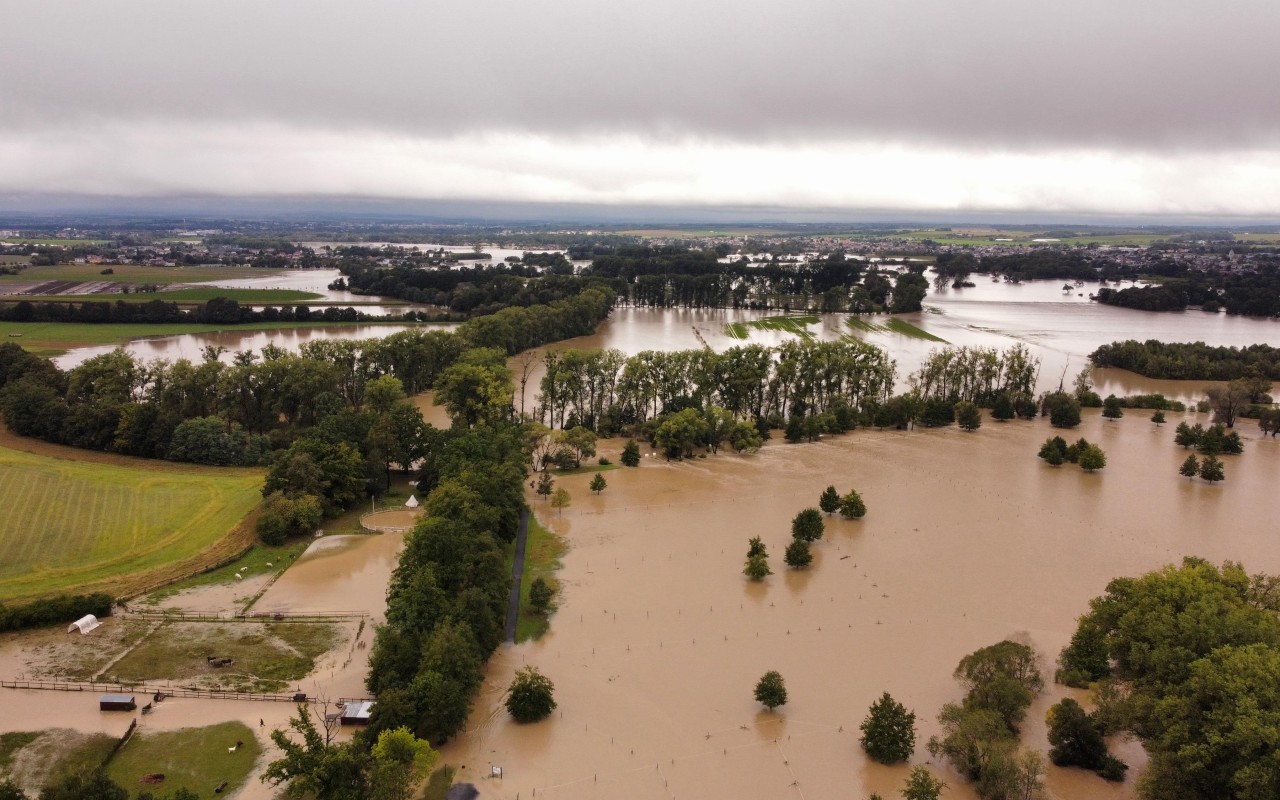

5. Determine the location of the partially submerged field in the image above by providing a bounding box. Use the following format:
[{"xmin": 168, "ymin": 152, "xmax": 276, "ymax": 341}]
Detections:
[
  {"xmin": 0, "ymin": 440, "xmax": 262, "ymax": 600},
  {"xmin": 107, "ymin": 721, "xmax": 261, "ymax": 799},
  {"xmin": 0, "ymin": 263, "xmax": 281, "ymax": 286}
]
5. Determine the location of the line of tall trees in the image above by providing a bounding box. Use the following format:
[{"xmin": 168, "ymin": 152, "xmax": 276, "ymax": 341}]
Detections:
[{"xmin": 535, "ymin": 339, "xmax": 898, "ymax": 436}]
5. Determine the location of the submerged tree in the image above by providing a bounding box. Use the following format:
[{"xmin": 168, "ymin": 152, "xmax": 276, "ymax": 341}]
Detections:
[
  {"xmin": 620, "ymin": 439, "xmax": 641, "ymax": 466},
  {"xmin": 839, "ymin": 490, "xmax": 867, "ymax": 519},
  {"xmin": 955, "ymin": 400, "xmax": 982, "ymax": 431},
  {"xmin": 819, "ymin": 485, "xmax": 841, "ymax": 514},
  {"xmin": 744, "ymin": 553, "xmax": 772, "ymax": 581},
  {"xmin": 1199, "ymin": 455, "xmax": 1225, "ymax": 483},
  {"xmin": 754, "ymin": 670, "xmax": 788, "ymax": 711},
  {"xmin": 784, "ymin": 539, "xmax": 813, "ymax": 569},
  {"xmin": 589, "ymin": 473, "xmax": 607, "ymax": 494},
  {"xmin": 1179, "ymin": 454, "xmax": 1199, "ymax": 479},
  {"xmin": 860, "ymin": 692, "xmax": 917, "ymax": 764},
  {"xmin": 506, "ymin": 667, "xmax": 556, "ymax": 723},
  {"xmin": 791, "ymin": 508, "xmax": 825, "ymax": 542}
]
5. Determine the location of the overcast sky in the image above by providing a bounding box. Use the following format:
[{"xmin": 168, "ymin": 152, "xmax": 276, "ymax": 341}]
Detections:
[{"xmin": 4, "ymin": 0, "xmax": 1279, "ymax": 218}]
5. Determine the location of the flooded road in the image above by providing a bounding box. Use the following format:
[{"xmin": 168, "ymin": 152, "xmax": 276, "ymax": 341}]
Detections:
[{"xmin": 442, "ymin": 411, "xmax": 1279, "ymax": 799}]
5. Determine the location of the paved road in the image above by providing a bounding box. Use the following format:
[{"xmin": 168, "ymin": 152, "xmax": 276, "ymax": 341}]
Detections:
[{"xmin": 504, "ymin": 507, "xmax": 531, "ymax": 642}]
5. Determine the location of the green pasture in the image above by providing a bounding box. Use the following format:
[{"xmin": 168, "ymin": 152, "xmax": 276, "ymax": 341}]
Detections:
[
  {"xmin": 0, "ymin": 263, "xmax": 283, "ymax": 285},
  {"xmin": 0, "ymin": 445, "xmax": 262, "ymax": 601},
  {"xmin": 107, "ymin": 721, "xmax": 261, "ymax": 799},
  {"xmin": 2, "ymin": 287, "xmax": 322, "ymax": 304}
]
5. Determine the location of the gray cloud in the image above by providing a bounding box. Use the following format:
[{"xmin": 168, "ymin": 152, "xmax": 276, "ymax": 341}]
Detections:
[
  {"xmin": 3, "ymin": 1, "xmax": 1279, "ymax": 214},
  {"xmin": 5, "ymin": 0, "xmax": 1279, "ymax": 150}
]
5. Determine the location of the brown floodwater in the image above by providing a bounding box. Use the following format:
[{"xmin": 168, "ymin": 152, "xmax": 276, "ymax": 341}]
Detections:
[
  {"xmin": 254, "ymin": 534, "xmax": 403, "ymax": 621},
  {"xmin": 440, "ymin": 411, "xmax": 1280, "ymax": 799}
]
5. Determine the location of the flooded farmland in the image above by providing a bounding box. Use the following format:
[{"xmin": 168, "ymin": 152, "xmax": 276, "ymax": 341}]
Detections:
[
  {"xmin": 13, "ymin": 276, "xmax": 1280, "ymax": 798},
  {"xmin": 441, "ymin": 412, "xmax": 1279, "ymax": 799}
]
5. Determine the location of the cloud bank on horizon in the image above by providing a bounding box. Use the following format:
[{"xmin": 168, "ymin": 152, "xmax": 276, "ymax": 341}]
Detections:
[{"xmin": 4, "ymin": 0, "xmax": 1278, "ymax": 217}]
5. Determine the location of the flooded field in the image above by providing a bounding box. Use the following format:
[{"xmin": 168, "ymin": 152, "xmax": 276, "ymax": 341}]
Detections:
[{"xmin": 441, "ymin": 412, "xmax": 1279, "ymax": 799}]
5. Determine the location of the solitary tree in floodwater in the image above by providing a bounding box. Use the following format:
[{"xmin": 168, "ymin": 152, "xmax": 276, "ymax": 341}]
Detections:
[
  {"xmin": 1179, "ymin": 454, "xmax": 1199, "ymax": 479},
  {"xmin": 754, "ymin": 670, "xmax": 787, "ymax": 711}
]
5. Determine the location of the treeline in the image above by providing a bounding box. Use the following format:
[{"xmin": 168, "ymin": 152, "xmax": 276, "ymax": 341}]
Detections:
[
  {"xmin": 1090, "ymin": 339, "xmax": 1280, "ymax": 380},
  {"xmin": 1095, "ymin": 265, "xmax": 1280, "ymax": 316},
  {"xmin": 0, "ymin": 286, "xmax": 615, "ymax": 470},
  {"xmin": 364, "ymin": 362, "xmax": 525, "ymax": 743},
  {"xmin": 937, "ymin": 250, "xmax": 1121, "ymax": 283},
  {"xmin": 0, "ymin": 297, "xmax": 416, "ymax": 325},
  {"xmin": 583, "ymin": 247, "xmax": 928, "ymax": 312},
  {"xmin": 338, "ymin": 257, "xmax": 602, "ymax": 314},
  {"xmin": 0, "ymin": 592, "xmax": 112, "ymax": 633},
  {"xmin": 537, "ymin": 339, "xmax": 897, "ymax": 436},
  {"xmin": 534, "ymin": 342, "xmax": 1042, "ymax": 449}
]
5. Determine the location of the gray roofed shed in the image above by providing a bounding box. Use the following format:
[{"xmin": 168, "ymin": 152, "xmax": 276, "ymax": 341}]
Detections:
[{"xmin": 99, "ymin": 694, "xmax": 136, "ymax": 711}]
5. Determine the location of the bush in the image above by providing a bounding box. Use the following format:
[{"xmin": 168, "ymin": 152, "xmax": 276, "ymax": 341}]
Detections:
[
  {"xmin": 620, "ymin": 439, "xmax": 641, "ymax": 467},
  {"xmin": 529, "ymin": 577, "xmax": 554, "ymax": 613}
]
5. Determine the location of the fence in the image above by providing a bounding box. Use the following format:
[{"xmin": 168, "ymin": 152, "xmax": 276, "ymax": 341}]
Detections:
[
  {"xmin": 124, "ymin": 610, "xmax": 368, "ymax": 623},
  {"xmin": 0, "ymin": 679, "xmax": 338, "ymax": 704},
  {"xmin": 103, "ymin": 718, "xmax": 137, "ymax": 766}
]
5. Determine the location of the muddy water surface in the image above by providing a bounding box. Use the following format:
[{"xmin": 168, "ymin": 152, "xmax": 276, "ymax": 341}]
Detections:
[{"xmin": 442, "ymin": 413, "xmax": 1280, "ymax": 799}]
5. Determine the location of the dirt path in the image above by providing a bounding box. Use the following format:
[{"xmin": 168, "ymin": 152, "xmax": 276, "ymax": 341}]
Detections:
[{"xmin": 504, "ymin": 508, "xmax": 531, "ymax": 642}]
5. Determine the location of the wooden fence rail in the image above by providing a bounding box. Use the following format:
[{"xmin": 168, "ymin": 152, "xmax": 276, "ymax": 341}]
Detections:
[{"xmin": 0, "ymin": 679, "xmax": 375, "ymax": 705}]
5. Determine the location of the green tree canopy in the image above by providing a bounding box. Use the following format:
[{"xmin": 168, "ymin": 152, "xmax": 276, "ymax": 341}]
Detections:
[
  {"xmin": 754, "ymin": 670, "xmax": 787, "ymax": 710},
  {"xmin": 860, "ymin": 692, "xmax": 917, "ymax": 764},
  {"xmin": 506, "ymin": 666, "xmax": 557, "ymax": 723}
]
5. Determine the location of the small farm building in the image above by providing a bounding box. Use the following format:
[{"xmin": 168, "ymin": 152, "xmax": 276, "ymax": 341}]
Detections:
[
  {"xmin": 340, "ymin": 701, "xmax": 373, "ymax": 725},
  {"xmin": 99, "ymin": 694, "xmax": 136, "ymax": 711},
  {"xmin": 68, "ymin": 615, "xmax": 100, "ymax": 634}
]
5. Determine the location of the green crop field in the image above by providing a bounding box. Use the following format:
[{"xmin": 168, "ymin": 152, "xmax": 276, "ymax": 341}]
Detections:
[
  {"xmin": 0, "ymin": 263, "xmax": 284, "ymax": 285},
  {"xmin": 0, "ymin": 444, "xmax": 262, "ymax": 601}
]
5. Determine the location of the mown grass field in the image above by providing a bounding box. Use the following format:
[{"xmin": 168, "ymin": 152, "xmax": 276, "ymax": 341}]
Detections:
[
  {"xmin": 1, "ymin": 287, "xmax": 323, "ymax": 304},
  {"xmin": 107, "ymin": 721, "xmax": 260, "ymax": 799},
  {"xmin": 0, "ymin": 263, "xmax": 282, "ymax": 285},
  {"xmin": 0, "ymin": 443, "xmax": 262, "ymax": 601}
]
